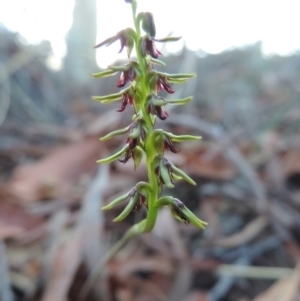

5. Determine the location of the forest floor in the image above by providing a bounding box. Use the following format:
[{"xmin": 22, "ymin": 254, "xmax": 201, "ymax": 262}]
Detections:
[{"xmin": 1, "ymin": 28, "xmax": 300, "ymax": 301}]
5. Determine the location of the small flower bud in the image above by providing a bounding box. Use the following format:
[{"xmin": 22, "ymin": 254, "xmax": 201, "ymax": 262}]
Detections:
[
  {"xmin": 113, "ymin": 189, "xmax": 138, "ymax": 222},
  {"xmin": 171, "ymin": 199, "xmax": 208, "ymax": 229},
  {"xmin": 112, "ymin": 186, "xmax": 148, "ymax": 222},
  {"xmin": 159, "ymin": 159, "xmax": 175, "ymax": 189},
  {"xmin": 140, "ymin": 12, "xmax": 156, "ymax": 37}
]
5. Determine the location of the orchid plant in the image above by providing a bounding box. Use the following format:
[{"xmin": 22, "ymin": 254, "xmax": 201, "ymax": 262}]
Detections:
[{"xmin": 93, "ymin": 0, "xmax": 207, "ymax": 251}]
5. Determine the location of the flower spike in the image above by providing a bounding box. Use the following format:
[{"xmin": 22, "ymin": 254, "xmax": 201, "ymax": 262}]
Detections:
[{"xmin": 92, "ymin": 0, "xmax": 207, "ymax": 256}]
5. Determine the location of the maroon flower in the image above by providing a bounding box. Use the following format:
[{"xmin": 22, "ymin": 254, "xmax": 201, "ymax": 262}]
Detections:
[
  {"xmin": 147, "ymin": 101, "xmax": 169, "ymax": 120},
  {"xmin": 157, "ymin": 76, "xmax": 174, "ymax": 94},
  {"xmin": 119, "ymin": 146, "xmax": 142, "ymax": 165},
  {"xmin": 117, "ymin": 91, "xmax": 134, "ymax": 112},
  {"xmin": 146, "ymin": 94, "xmax": 169, "ymax": 120},
  {"xmin": 118, "ymin": 146, "xmax": 132, "ymax": 164},
  {"xmin": 117, "ymin": 66, "xmax": 136, "ymax": 87},
  {"xmin": 133, "ymin": 192, "xmax": 148, "ymax": 212},
  {"xmin": 163, "ymin": 136, "xmax": 179, "ymax": 153},
  {"xmin": 118, "ymin": 121, "xmax": 146, "ymax": 164},
  {"xmin": 172, "ymin": 199, "xmax": 189, "ymax": 226},
  {"xmin": 140, "ymin": 36, "xmax": 161, "ymax": 58},
  {"xmin": 118, "ymin": 142, "xmax": 137, "ymax": 164},
  {"xmin": 152, "ymin": 129, "xmax": 180, "ymax": 155},
  {"xmin": 94, "ymin": 28, "xmax": 135, "ymax": 56},
  {"xmin": 130, "ymin": 187, "xmax": 148, "ymax": 212},
  {"xmin": 154, "ymin": 157, "xmax": 175, "ymax": 190},
  {"xmin": 120, "ymin": 186, "xmax": 147, "ymax": 214}
]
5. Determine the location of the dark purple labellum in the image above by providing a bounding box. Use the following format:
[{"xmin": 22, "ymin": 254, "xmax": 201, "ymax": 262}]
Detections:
[
  {"xmin": 117, "ymin": 92, "xmax": 133, "ymax": 112},
  {"xmin": 157, "ymin": 76, "xmax": 174, "ymax": 94},
  {"xmin": 117, "ymin": 68, "xmax": 136, "ymax": 88},
  {"xmin": 164, "ymin": 136, "xmax": 179, "ymax": 153},
  {"xmin": 173, "ymin": 199, "xmax": 189, "ymax": 225},
  {"xmin": 140, "ymin": 37, "xmax": 161, "ymax": 58}
]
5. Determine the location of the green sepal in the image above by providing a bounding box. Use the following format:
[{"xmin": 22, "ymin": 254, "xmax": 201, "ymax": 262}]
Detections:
[
  {"xmin": 156, "ymin": 72, "xmax": 196, "ymax": 83},
  {"xmin": 126, "ymin": 35, "xmax": 135, "ymax": 57},
  {"xmin": 154, "ymin": 36, "xmax": 182, "ymax": 43},
  {"xmin": 92, "ymin": 87, "xmax": 130, "ymax": 104},
  {"xmin": 146, "ymin": 71, "xmax": 158, "ymax": 93},
  {"xmin": 180, "ymin": 205, "xmax": 208, "ymax": 229},
  {"xmin": 91, "ymin": 69, "xmax": 117, "ymax": 78},
  {"xmin": 100, "ymin": 126, "xmax": 130, "ymax": 142},
  {"xmin": 148, "ymin": 95, "xmax": 192, "ymax": 107},
  {"xmin": 101, "ymin": 192, "xmax": 129, "ymax": 210},
  {"xmin": 167, "ymin": 78, "xmax": 190, "ymax": 84},
  {"xmin": 97, "ymin": 144, "xmax": 129, "ymax": 164},
  {"xmin": 160, "ymin": 160, "xmax": 175, "ymax": 189},
  {"xmin": 123, "ymin": 28, "xmax": 137, "ymax": 40},
  {"xmin": 152, "ymin": 130, "xmax": 165, "ymax": 155},
  {"xmin": 132, "ymin": 114, "xmax": 139, "ymax": 121},
  {"xmin": 128, "ymin": 124, "xmax": 141, "ymax": 139},
  {"xmin": 150, "ymin": 58, "xmax": 166, "ymax": 66},
  {"xmin": 165, "ymin": 96, "xmax": 193, "ymax": 105},
  {"xmin": 151, "ymin": 96, "xmax": 167, "ymax": 106},
  {"xmin": 136, "ymin": 181, "xmax": 151, "ymax": 194},
  {"xmin": 157, "ymin": 72, "xmax": 196, "ymax": 79},
  {"xmin": 94, "ymin": 28, "xmax": 136, "ymax": 50},
  {"xmin": 150, "ymin": 114, "xmax": 157, "ymax": 125},
  {"xmin": 171, "ymin": 173, "xmax": 183, "ymax": 181},
  {"xmin": 94, "ymin": 35, "xmax": 118, "ymax": 49},
  {"xmin": 108, "ymin": 64, "xmax": 131, "ymax": 72},
  {"xmin": 151, "ymin": 155, "xmax": 161, "ymax": 168},
  {"xmin": 113, "ymin": 193, "xmax": 138, "ymax": 222},
  {"xmin": 163, "ymin": 132, "xmax": 202, "ymax": 142},
  {"xmin": 171, "ymin": 198, "xmax": 208, "ymax": 229},
  {"xmin": 132, "ymin": 146, "xmax": 143, "ymax": 169},
  {"xmin": 170, "ymin": 164, "xmax": 196, "ymax": 186}
]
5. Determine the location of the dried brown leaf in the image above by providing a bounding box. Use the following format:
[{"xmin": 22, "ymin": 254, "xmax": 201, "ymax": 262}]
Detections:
[
  {"xmin": 109, "ymin": 255, "xmax": 174, "ymax": 279},
  {"xmin": 41, "ymin": 229, "xmax": 83, "ymax": 301},
  {"xmin": 0, "ymin": 188, "xmax": 43, "ymax": 239},
  {"xmin": 253, "ymin": 264, "xmax": 300, "ymax": 301},
  {"xmin": 9, "ymin": 137, "xmax": 100, "ymax": 202},
  {"xmin": 184, "ymin": 146, "xmax": 236, "ymax": 180},
  {"xmin": 186, "ymin": 291, "xmax": 210, "ymax": 301}
]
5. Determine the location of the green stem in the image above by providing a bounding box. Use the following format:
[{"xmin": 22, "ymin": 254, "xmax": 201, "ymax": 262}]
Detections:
[{"xmin": 131, "ymin": 0, "xmax": 158, "ymax": 232}]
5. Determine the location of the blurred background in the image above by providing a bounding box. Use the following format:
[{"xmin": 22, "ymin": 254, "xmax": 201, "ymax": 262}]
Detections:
[{"xmin": 1, "ymin": 0, "xmax": 300, "ymax": 300}]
